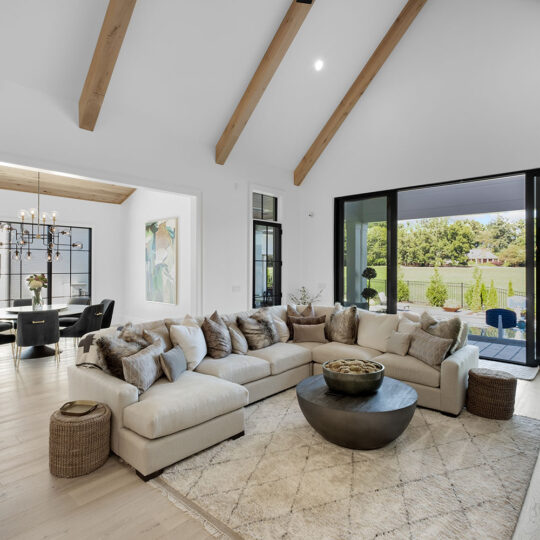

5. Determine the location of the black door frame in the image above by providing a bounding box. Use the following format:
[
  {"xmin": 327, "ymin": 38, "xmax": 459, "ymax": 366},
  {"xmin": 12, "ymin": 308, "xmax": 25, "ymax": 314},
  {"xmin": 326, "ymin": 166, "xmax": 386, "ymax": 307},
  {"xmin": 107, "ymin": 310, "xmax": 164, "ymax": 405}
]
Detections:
[
  {"xmin": 252, "ymin": 220, "xmax": 282, "ymax": 308},
  {"xmin": 334, "ymin": 168, "xmax": 539, "ymax": 367}
]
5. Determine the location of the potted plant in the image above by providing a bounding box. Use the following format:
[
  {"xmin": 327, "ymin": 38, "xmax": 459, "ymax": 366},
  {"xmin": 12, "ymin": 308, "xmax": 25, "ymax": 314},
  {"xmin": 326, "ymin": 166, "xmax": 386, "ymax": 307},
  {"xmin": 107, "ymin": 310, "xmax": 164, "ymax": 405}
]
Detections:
[
  {"xmin": 361, "ymin": 267, "xmax": 378, "ymax": 308},
  {"xmin": 26, "ymin": 273, "xmax": 48, "ymax": 310}
]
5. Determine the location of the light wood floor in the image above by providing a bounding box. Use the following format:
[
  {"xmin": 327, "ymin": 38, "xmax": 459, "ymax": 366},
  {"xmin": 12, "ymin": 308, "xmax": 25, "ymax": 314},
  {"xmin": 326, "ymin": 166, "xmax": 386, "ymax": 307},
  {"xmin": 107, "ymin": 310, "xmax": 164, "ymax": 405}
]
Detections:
[
  {"xmin": 0, "ymin": 340, "xmax": 214, "ymax": 540},
  {"xmin": 0, "ymin": 341, "xmax": 539, "ymax": 539}
]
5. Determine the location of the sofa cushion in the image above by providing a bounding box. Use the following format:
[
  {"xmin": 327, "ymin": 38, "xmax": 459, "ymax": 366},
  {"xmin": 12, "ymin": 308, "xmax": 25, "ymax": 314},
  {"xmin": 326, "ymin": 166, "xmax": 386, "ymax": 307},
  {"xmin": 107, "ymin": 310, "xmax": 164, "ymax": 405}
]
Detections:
[
  {"xmin": 248, "ymin": 342, "xmax": 311, "ymax": 375},
  {"xmin": 195, "ymin": 354, "xmax": 271, "ymax": 385},
  {"xmin": 294, "ymin": 341, "xmax": 324, "ymax": 352},
  {"xmin": 357, "ymin": 311, "xmax": 399, "ymax": 352},
  {"xmin": 123, "ymin": 371, "xmax": 248, "ymax": 439},
  {"xmin": 375, "ymin": 353, "xmax": 441, "ymax": 388},
  {"xmin": 311, "ymin": 342, "xmax": 381, "ymax": 365}
]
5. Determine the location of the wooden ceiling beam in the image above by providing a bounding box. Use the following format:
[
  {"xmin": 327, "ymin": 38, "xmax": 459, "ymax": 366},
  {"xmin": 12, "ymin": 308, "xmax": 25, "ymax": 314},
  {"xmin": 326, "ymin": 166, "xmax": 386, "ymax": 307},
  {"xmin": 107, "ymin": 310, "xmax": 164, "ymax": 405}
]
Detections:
[
  {"xmin": 216, "ymin": 0, "xmax": 314, "ymax": 165},
  {"xmin": 294, "ymin": 0, "xmax": 428, "ymax": 186},
  {"xmin": 0, "ymin": 165, "xmax": 135, "ymax": 205},
  {"xmin": 79, "ymin": 0, "xmax": 137, "ymax": 131}
]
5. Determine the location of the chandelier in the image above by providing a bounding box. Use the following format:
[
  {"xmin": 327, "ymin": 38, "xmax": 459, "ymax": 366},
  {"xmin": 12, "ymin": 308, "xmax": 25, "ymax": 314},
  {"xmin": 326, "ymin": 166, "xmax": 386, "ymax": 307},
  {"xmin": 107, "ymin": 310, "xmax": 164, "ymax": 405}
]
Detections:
[{"xmin": 0, "ymin": 172, "xmax": 83, "ymax": 261}]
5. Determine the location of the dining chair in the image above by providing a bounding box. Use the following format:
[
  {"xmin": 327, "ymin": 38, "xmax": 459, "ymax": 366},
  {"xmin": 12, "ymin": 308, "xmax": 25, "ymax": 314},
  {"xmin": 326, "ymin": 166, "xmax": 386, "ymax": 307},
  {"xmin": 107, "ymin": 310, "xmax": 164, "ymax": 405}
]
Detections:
[
  {"xmin": 0, "ymin": 321, "xmax": 16, "ymax": 358},
  {"xmin": 60, "ymin": 303, "xmax": 104, "ymax": 345},
  {"xmin": 15, "ymin": 311, "xmax": 60, "ymax": 369},
  {"xmin": 100, "ymin": 299, "xmax": 115, "ymax": 329},
  {"xmin": 13, "ymin": 299, "xmax": 32, "ymax": 307},
  {"xmin": 59, "ymin": 297, "xmax": 91, "ymax": 328}
]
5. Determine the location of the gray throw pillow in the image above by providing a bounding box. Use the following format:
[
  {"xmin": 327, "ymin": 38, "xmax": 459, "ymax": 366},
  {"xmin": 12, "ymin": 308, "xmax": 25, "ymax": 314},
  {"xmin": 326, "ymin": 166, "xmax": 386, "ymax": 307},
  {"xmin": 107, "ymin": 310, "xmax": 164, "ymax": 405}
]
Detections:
[
  {"xmin": 96, "ymin": 335, "xmax": 145, "ymax": 379},
  {"xmin": 420, "ymin": 312, "xmax": 464, "ymax": 355},
  {"xmin": 122, "ymin": 341, "xmax": 164, "ymax": 393},
  {"xmin": 160, "ymin": 346, "xmax": 187, "ymax": 382},
  {"xmin": 202, "ymin": 311, "xmax": 232, "ymax": 359},
  {"xmin": 327, "ymin": 303, "xmax": 358, "ymax": 344},
  {"xmin": 227, "ymin": 321, "xmax": 249, "ymax": 355},
  {"xmin": 408, "ymin": 328, "xmax": 453, "ymax": 369},
  {"xmin": 386, "ymin": 331, "xmax": 411, "ymax": 356},
  {"xmin": 237, "ymin": 311, "xmax": 279, "ymax": 350},
  {"xmin": 293, "ymin": 323, "xmax": 327, "ymax": 343}
]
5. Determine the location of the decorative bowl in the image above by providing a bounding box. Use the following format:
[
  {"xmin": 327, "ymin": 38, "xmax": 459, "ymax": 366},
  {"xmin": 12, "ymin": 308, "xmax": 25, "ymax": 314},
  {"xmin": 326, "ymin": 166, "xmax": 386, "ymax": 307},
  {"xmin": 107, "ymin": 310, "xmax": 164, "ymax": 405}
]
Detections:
[{"xmin": 322, "ymin": 359, "xmax": 385, "ymax": 396}]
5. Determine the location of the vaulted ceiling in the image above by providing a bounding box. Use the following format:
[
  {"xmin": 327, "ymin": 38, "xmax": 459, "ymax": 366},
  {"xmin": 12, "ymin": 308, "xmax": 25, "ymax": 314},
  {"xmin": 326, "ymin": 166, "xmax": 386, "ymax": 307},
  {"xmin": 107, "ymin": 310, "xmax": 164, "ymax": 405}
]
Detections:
[{"xmin": 1, "ymin": 0, "xmax": 539, "ymax": 193}]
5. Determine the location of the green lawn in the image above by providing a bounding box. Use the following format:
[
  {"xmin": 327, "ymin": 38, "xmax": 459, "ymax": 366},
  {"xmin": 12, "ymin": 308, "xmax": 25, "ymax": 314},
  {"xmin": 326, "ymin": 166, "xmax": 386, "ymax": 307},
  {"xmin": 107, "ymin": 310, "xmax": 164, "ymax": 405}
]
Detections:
[{"xmin": 373, "ymin": 265, "xmax": 527, "ymax": 293}]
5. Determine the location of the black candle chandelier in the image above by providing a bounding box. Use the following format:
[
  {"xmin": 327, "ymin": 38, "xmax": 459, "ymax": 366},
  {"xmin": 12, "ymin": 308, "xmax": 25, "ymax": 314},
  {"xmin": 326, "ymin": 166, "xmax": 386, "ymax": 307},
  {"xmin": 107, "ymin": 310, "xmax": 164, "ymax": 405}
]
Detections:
[{"xmin": 0, "ymin": 172, "xmax": 83, "ymax": 261}]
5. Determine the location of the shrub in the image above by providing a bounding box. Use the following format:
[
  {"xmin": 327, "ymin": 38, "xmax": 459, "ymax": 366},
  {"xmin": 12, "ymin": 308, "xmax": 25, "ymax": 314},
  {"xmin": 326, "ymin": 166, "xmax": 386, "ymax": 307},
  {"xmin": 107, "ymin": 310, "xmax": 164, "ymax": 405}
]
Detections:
[
  {"xmin": 426, "ymin": 268, "xmax": 448, "ymax": 307},
  {"xmin": 466, "ymin": 267, "xmax": 484, "ymax": 312},
  {"xmin": 508, "ymin": 280, "xmax": 515, "ymax": 298},
  {"xmin": 486, "ymin": 280, "xmax": 498, "ymax": 309},
  {"xmin": 397, "ymin": 279, "xmax": 410, "ymax": 302}
]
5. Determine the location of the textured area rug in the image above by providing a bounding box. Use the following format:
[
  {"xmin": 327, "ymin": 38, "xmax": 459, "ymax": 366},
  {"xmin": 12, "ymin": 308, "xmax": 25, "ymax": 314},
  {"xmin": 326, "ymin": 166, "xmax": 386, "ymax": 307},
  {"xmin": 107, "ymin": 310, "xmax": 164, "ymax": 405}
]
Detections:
[
  {"xmin": 479, "ymin": 359, "xmax": 539, "ymax": 381},
  {"xmin": 153, "ymin": 389, "xmax": 540, "ymax": 540}
]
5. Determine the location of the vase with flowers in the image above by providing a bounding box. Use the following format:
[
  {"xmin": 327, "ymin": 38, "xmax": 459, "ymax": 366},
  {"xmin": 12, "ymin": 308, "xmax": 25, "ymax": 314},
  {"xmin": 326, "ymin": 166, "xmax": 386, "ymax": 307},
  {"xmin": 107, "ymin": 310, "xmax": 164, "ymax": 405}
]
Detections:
[{"xmin": 26, "ymin": 273, "xmax": 48, "ymax": 310}]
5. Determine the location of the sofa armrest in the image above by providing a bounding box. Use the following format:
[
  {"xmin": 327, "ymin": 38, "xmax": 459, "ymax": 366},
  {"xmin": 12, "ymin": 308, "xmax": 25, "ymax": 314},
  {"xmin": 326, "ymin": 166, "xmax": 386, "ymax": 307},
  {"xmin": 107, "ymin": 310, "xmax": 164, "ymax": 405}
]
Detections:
[
  {"xmin": 440, "ymin": 345, "xmax": 479, "ymax": 415},
  {"xmin": 67, "ymin": 365, "xmax": 139, "ymax": 452}
]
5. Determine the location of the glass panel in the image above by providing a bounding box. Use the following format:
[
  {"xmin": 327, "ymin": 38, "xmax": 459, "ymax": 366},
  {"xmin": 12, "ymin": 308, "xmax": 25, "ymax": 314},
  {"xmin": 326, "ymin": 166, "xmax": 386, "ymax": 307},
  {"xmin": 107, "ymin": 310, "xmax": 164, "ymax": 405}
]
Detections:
[
  {"xmin": 70, "ymin": 227, "xmax": 89, "ymax": 248},
  {"xmin": 72, "ymin": 250, "xmax": 89, "ymax": 273},
  {"xmin": 262, "ymin": 195, "xmax": 277, "ymax": 221},
  {"xmin": 20, "ymin": 252, "xmax": 48, "ymax": 275},
  {"xmin": 252, "ymin": 193, "xmax": 263, "ymax": 220},
  {"xmin": 70, "ymin": 274, "xmax": 90, "ymax": 297},
  {"xmin": 341, "ymin": 197, "xmax": 387, "ymax": 310},
  {"xmin": 253, "ymin": 222, "xmax": 281, "ymax": 307}
]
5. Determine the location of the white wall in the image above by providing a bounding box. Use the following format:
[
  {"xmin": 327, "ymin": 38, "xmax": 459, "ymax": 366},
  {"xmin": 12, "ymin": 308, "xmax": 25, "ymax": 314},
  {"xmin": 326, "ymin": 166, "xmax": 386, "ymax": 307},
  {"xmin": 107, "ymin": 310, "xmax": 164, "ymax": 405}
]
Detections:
[
  {"xmin": 0, "ymin": 189, "xmax": 125, "ymax": 319},
  {"xmin": 121, "ymin": 188, "xmax": 198, "ymax": 323}
]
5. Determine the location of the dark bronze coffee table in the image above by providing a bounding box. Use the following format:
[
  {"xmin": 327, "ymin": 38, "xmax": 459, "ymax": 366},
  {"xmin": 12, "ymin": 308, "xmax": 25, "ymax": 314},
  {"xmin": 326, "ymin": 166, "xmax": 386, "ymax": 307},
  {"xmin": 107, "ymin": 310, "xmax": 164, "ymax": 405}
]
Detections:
[{"xmin": 297, "ymin": 375, "xmax": 417, "ymax": 450}]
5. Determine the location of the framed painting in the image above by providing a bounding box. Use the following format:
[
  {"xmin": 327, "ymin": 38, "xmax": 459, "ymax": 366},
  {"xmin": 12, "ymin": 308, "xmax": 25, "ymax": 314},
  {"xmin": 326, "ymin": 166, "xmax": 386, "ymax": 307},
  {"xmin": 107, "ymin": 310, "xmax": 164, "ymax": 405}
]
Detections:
[{"xmin": 145, "ymin": 218, "xmax": 177, "ymax": 304}]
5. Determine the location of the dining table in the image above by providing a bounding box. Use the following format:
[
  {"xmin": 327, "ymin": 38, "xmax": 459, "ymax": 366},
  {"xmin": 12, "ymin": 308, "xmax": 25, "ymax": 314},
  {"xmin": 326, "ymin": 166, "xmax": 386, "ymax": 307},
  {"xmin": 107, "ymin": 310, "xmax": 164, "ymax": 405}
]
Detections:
[{"xmin": 0, "ymin": 304, "xmax": 85, "ymax": 359}]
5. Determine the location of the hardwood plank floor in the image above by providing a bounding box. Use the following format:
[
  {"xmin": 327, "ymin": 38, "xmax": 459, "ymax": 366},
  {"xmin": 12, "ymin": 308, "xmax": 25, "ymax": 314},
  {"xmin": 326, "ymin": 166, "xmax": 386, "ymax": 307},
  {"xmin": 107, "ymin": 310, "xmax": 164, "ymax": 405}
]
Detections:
[
  {"xmin": 0, "ymin": 340, "xmax": 538, "ymax": 539},
  {"xmin": 0, "ymin": 340, "xmax": 214, "ymax": 540}
]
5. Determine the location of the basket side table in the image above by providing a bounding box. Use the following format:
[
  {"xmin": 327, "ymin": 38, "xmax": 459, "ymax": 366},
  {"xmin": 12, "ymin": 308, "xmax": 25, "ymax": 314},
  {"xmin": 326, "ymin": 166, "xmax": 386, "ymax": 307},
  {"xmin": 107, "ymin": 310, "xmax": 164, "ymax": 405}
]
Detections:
[
  {"xmin": 466, "ymin": 368, "xmax": 517, "ymax": 420},
  {"xmin": 49, "ymin": 403, "xmax": 111, "ymax": 478}
]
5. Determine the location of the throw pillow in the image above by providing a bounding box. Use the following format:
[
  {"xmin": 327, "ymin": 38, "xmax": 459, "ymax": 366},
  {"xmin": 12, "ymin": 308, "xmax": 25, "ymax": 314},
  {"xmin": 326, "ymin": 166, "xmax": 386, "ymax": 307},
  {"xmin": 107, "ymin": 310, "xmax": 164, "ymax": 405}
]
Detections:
[
  {"xmin": 271, "ymin": 314, "xmax": 290, "ymax": 343},
  {"xmin": 201, "ymin": 311, "xmax": 232, "ymax": 359},
  {"xmin": 356, "ymin": 311, "xmax": 399, "ymax": 352},
  {"xmin": 288, "ymin": 315, "xmax": 326, "ymax": 340},
  {"xmin": 160, "ymin": 346, "xmax": 187, "ymax": 382},
  {"xmin": 420, "ymin": 312, "xmax": 463, "ymax": 355},
  {"xmin": 122, "ymin": 341, "xmax": 164, "ymax": 393},
  {"xmin": 386, "ymin": 331, "xmax": 412, "ymax": 356},
  {"xmin": 118, "ymin": 322, "xmax": 150, "ymax": 347},
  {"xmin": 327, "ymin": 303, "xmax": 358, "ymax": 344},
  {"xmin": 119, "ymin": 321, "xmax": 173, "ymax": 351},
  {"xmin": 293, "ymin": 323, "xmax": 327, "ymax": 343},
  {"xmin": 408, "ymin": 328, "xmax": 453, "ymax": 369},
  {"xmin": 76, "ymin": 329, "xmax": 116, "ymax": 372},
  {"xmin": 286, "ymin": 304, "xmax": 315, "ymax": 333},
  {"xmin": 397, "ymin": 316, "xmax": 420, "ymax": 335},
  {"xmin": 96, "ymin": 335, "xmax": 145, "ymax": 379},
  {"xmin": 226, "ymin": 321, "xmax": 249, "ymax": 355},
  {"xmin": 237, "ymin": 311, "xmax": 279, "ymax": 350},
  {"xmin": 169, "ymin": 315, "xmax": 207, "ymax": 371}
]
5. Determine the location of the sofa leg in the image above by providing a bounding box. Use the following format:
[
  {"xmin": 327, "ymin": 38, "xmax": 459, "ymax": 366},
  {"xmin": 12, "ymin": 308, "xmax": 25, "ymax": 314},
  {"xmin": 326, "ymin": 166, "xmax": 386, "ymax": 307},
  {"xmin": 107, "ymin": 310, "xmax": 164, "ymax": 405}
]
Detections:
[
  {"xmin": 136, "ymin": 468, "xmax": 163, "ymax": 482},
  {"xmin": 231, "ymin": 430, "xmax": 245, "ymax": 441}
]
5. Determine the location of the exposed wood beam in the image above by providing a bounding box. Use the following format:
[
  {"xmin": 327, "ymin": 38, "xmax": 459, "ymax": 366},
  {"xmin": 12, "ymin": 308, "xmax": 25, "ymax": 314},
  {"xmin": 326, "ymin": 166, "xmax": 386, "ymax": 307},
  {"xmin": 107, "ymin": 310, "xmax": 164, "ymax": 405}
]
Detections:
[
  {"xmin": 0, "ymin": 165, "xmax": 135, "ymax": 205},
  {"xmin": 216, "ymin": 0, "xmax": 314, "ymax": 165},
  {"xmin": 79, "ymin": 0, "xmax": 137, "ymax": 131},
  {"xmin": 294, "ymin": 0, "xmax": 427, "ymax": 186}
]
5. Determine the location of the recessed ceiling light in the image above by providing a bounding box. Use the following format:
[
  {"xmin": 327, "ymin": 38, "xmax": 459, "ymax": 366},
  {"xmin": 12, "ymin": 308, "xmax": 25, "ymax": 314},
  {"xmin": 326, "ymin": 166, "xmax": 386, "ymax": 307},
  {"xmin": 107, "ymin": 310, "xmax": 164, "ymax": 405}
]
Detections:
[{"xmin": 314, "ymin": 59, "xmax": 324, "ymax": 72}]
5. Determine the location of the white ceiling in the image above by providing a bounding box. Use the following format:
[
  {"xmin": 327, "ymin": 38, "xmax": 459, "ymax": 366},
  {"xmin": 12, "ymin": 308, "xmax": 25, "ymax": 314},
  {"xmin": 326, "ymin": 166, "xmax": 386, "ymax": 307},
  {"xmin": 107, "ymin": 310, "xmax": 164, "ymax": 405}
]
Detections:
[{"xmin": 0, "ymin": 0, "xmax": 539, "ymax": 191}]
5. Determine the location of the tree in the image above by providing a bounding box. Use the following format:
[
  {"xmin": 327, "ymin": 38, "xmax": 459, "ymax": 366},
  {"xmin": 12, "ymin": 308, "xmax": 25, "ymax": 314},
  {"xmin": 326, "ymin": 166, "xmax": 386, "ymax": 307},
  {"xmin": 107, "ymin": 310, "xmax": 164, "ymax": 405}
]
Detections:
[
  {"xmin": 499, "ymin": 244, "xmax": 526, "ymax": 266},
  {"xmin": 486, "ymin": 280, "xmax": 498, "ymax": 309},
  {"xmin": 361, "ymin": 267, "xmax": 378, "ymax": 305},
  {"xmin": 426, "ymin": 268, "xmax": 448, "ymax": 307},
  {"xmin": 397, "ymin": 279, "xmax": 410, "ymax": 302},
  {"xmin": 484, "ymin": 215, "xmax": 519, "ymax": 253},
  {"xmin": 508, "ymin": 280, "xmax": 515, "ymax": 297},
  {"xmin": 465, "ymin": 267, "xmax": 484, "ymax": 312},
  {"xmin": 366, "ymin": 223, "xmax": 387, "ymax": 266}
]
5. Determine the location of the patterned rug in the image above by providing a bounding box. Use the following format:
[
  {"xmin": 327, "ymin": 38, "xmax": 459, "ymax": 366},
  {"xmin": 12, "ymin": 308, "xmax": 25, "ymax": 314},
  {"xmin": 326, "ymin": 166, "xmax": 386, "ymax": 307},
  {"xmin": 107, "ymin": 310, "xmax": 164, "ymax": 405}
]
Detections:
[{"xmin": 152, "ymin": 389, "xmax": 540, "ymax": 540}]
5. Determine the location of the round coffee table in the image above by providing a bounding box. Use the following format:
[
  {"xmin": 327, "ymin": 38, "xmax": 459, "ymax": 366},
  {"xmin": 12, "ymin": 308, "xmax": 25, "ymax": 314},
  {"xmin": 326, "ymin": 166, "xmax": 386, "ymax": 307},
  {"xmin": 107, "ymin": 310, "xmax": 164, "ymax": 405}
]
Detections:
[{"xmin": 297, "ymin": 375, "xmax": 418, "ymax": 450}]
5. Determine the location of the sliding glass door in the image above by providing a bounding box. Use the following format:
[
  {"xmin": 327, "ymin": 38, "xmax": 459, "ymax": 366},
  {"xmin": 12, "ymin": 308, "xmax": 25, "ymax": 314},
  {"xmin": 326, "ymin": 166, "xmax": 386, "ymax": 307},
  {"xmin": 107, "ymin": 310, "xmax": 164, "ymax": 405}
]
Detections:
[{"xmin": 335, "ymin": 194, "xmax": 396, "ymax": 312}]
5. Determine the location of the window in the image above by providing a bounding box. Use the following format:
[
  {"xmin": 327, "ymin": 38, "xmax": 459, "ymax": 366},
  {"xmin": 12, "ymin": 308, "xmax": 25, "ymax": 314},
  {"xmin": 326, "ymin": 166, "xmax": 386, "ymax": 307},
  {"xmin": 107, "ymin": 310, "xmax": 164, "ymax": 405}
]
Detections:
[{"xmin": 252, "ymin": 193, "xmax": 281, "ymax": 308}]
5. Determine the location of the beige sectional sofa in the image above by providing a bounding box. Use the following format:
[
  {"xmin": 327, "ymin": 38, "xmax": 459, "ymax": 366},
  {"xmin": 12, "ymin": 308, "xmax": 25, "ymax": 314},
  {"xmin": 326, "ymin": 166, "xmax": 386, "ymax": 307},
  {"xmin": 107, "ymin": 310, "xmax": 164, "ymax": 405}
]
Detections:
[{"xmin": 68, "ymin": 305, "xmax": 479, "ymax": 479}]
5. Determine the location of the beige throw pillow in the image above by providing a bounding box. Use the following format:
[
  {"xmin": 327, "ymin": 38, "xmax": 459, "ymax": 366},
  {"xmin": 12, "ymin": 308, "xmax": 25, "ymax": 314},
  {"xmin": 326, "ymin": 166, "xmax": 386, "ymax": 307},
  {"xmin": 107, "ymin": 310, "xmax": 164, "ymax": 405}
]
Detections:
[
  {"xmin": 272, "ymin": 314, "xmax": 290, "ymax": 343},
  {"xmin": 288, "ymin": 315, "xmax": 326, "ymax": 340},
  {"xmin": 122, "ymin": 341, "xmax": 164, "ymax": 393},
  {"xmin": 201, "ymin": 311, "xmax": 232, "ymax": 359},
  {"xmin": 169, "ymin": 315, "xmax": 207, "ymax": 371},
  {"xmin": 420, "ymin": 312, "xmax": 464, "ymax": 355},
  {"xmin": 397, "ymin": 316, "xmax": 420, "ymax": 335},
  {"xmin": 408, "ymin": 328, "xmax": 453, "ymax": 369},
  {"xmin": 293, "ymin": 323, "xmax": 327, "ymax": 343},
  {"xmin": 386, "ymin": 331, "xmax": 411, "ymax": 356},
  {"xmin": 286, "ymin": 304, "xmax": 315, "ymax": 333},
  {"xmin": 227, "ymin": 321, "xmax": 249, "ymax": 355},
  {"xmin": 237, "ymin": 311, "xmax": 279, "ymax": 350},
  {"xmin": 326, "ymin": 303, "xmax": 358, "ymax": 344},
  {"xmin": 356, "ymin": 311, "xmax": 399, "ymax": 352}
]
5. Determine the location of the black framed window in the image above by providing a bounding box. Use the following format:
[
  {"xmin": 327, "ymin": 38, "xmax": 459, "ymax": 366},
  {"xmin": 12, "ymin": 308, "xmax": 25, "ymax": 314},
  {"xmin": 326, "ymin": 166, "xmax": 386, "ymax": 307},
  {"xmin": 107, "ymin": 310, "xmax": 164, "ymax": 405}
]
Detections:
[
  {"xmin": 252, "ymin": 192, "xmax": 281, "ymax": 308},
  {"xmin": 0, "ymin": 222, "xmax": 92, "ymax": 307}
]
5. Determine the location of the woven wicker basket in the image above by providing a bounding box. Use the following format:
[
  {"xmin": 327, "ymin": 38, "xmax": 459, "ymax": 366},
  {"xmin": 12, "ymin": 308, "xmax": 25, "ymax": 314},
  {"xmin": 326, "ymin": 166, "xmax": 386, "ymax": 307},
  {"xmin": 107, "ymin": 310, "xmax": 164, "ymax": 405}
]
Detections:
[
  {"xmin": 466, "ymin": 368, "xmax": 517, "ymax": 420},
  {"xmin": 49, "ymin": 403, "xmax": 111, "ymax": 478}
]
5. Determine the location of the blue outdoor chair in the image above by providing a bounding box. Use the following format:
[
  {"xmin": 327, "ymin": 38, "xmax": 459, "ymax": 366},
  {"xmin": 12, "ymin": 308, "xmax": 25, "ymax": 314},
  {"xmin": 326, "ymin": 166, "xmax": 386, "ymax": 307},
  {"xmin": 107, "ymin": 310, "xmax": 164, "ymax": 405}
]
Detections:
[{"xmin": 485, "ymin": 309, "xmax": 517, "ymax": 340}]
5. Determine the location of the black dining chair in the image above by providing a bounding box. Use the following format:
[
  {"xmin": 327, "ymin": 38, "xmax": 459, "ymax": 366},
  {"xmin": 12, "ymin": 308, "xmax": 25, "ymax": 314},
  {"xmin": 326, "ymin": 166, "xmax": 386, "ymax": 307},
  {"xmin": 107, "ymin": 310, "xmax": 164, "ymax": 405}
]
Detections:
[
  {"xmin": 60, "ymin": 303, "xmax": 104, "ymax": 345},
  {"xmin": 13, "ymin": 299, "xmax": 32, "ymax": 307},
  {"xmin": 15, "ymin": 311, "xmax": 60, "ymax": 369},
  {"xmin": 59, "ymin": 297, "xmax": 91, "ymax": 328},
  {"xmin": 0, "ymin": 322, "xmax": 16, "ymax": 358},
  {"xmin": 100, "ymin": 299, "xmax": 115, "ymax": 329}
]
